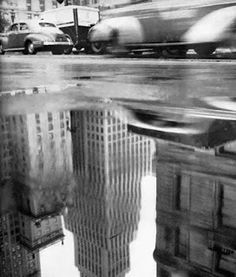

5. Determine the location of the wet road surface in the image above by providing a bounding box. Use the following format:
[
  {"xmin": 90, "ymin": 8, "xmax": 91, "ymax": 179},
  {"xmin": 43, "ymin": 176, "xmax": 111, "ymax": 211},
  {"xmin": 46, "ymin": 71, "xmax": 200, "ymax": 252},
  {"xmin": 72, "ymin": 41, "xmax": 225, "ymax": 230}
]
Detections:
[
  {"xmin": 1, "ymin": 55, "xmax": 236, "ymax": 98},
  {"xmin": 1, "ymin": 55, "xmax": 236, "ymax": 114},
  {"xmin": 1, "ymin": 55, "xmax": 236, "ymax": 277}
]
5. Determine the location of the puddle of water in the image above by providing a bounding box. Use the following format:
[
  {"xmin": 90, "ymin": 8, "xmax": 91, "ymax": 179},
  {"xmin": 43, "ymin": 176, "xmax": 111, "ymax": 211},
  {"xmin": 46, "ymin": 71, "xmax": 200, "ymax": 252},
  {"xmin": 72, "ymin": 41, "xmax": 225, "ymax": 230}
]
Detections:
[{"xmin": 1, "ymin": 90, "xmax": 236, "ymax": 277}]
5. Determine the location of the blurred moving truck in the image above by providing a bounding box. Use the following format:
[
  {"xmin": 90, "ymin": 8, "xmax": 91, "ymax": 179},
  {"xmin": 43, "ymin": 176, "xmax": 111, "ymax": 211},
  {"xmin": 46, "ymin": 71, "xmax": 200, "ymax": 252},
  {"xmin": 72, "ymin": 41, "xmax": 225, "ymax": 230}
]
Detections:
[{"xmin": 40, "ymin": 5, "xmax": 102, "ymax": 54}]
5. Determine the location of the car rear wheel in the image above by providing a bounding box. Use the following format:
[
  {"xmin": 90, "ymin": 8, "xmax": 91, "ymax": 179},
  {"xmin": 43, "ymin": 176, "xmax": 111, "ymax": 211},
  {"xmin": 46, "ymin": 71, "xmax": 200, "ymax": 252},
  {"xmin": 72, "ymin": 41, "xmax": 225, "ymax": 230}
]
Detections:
[
  {"xmin": 0, "ymin": 44, "xmax": 5, "ymax": 55},
  {"xmin": 24, "ymin": 41, "xmax": 37, "ymax": 55},
  {"xmin": 52, "ymin": 49, "xmax": 64, "ymax": 55}
]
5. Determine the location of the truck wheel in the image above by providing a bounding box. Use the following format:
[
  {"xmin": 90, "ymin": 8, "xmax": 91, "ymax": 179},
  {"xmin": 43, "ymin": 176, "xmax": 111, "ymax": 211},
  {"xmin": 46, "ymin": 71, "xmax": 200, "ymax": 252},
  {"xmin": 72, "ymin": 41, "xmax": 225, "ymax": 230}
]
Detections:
[
  {"xmin": 64, "ymin": 36, "xmax": 73, "ymax": 54},
  {"xmin": 90, "ymin": 42, "xmax": 105, "ymax": 54},
  {"xmin": 73, "ymin": 48, "xmax": 80, "ymax": 55},
  {"xmin": 24, "ymin": 41, "xmax": 37, "ymax": 55},
  {"xmin": 64, "ymin": 47, "xmax": 73, "ymax": 55}
]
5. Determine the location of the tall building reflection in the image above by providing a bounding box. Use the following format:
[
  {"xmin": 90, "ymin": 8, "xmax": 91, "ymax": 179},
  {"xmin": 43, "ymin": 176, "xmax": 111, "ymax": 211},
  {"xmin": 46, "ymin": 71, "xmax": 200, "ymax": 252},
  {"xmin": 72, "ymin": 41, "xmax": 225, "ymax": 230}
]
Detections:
[
  {"xmin": 153, "ymin": 141, "xmax": 236, "ymax": 277},
  {"xmin": 65, "ymin": 110, "xmax": 153, "ymax": 277},
  {"xmin": 0, "ymin": 111, "xmax": 74, "ymax": 277}
]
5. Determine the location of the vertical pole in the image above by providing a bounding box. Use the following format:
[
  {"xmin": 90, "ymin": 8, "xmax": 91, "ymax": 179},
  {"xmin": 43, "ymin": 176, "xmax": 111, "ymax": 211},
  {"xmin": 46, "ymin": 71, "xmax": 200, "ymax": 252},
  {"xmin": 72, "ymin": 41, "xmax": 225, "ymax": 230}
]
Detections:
[
  {"xmin": 73, "ymin": 8, "xmax": 79, "ymax": 48},
  {"xmin": 98, "ymin": 5, "xmax": 101, "ymax": 22},
  {"xmin": 11, "ymin": 9, "xmax": 15, "ymax": 23}
]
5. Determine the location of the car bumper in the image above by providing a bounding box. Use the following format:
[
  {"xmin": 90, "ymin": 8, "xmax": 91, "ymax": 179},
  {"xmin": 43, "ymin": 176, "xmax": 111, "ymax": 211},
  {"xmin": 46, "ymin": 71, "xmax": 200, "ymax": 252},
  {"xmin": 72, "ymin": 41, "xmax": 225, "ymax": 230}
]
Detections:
[
  {"xmin": 43, "ymin": 42, "xmax": 73, "ymax": 46},
  {"xmin": 33, "ymin": 41, "xmax": 73, "ymax": 50}
]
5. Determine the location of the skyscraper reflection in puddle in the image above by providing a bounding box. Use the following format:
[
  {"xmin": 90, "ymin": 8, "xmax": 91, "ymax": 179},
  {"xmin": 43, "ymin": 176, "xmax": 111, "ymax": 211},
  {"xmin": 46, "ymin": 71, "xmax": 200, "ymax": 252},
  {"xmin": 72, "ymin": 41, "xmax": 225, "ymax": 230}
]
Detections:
[
  {"xmin": 0, "ymin": 111, "xmax": 74, "ymax": 276},
  {"xmin": 2, "ymin": 98, "xmax": 235, "ymax": 277},
  {"xmin": 153, "ymin": 140, "xmax": 236, "ymax": 277},
  {"xmin": 65, "ymin": 110, "xmax": 153, "ymax": 277},
  {"xmin": 0, "ymin": 107, "xmax": 154, "ymax": 277}
]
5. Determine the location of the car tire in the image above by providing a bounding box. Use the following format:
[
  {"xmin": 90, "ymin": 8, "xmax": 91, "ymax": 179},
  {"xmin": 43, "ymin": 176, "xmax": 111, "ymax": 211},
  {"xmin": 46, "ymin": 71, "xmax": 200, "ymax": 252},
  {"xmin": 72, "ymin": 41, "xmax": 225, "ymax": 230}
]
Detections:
[
  {"xmin": 165, "ymin": 47, "xmax": 187, "ymax": 58},
  {"xmin": 24, "ymin": 41, "xmax": 37, "ymax": 55},
  {"xmin": 194, "ymin": 44, "xmax": 216, "ymax": 57},
  {"xmin": 0, "ymin": 44, "xmax": 5, "ymax": 55},
  {"xmin": 52, "ymin": 50, "xmax": 64, "ymax": 55},
  {"xmin": 90, "ymin": 42, "xmax": 105, "ymax": 54},
  {"xmin": 64, "ymin": 47, "xmax": 73, "ymax": 55}
]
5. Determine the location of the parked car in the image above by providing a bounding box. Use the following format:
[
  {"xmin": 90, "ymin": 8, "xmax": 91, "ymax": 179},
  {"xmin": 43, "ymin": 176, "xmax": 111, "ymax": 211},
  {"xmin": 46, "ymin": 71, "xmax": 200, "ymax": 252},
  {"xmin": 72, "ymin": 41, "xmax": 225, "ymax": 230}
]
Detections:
[{"xmin": 0, "ymin": 20, "xmax": 73, "ymax": 55}]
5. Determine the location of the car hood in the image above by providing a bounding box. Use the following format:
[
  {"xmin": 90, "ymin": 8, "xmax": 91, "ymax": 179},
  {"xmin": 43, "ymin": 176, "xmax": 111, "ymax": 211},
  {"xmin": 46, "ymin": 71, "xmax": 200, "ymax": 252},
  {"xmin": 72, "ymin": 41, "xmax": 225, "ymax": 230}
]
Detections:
[{"xmin": 89, "ymin": 21, "xmax": 114, "ymax": 42}]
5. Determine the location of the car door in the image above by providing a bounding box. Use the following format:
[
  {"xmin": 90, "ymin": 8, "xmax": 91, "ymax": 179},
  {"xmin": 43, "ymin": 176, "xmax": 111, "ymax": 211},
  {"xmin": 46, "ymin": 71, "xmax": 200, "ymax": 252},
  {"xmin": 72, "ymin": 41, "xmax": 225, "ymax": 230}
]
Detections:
[
  {"xmin": 16, "ymin": 23, "xmax": 31, "ymax": 48},
  {"xmin": 7, "ymin": 23, "xmax": 19, "ymax": 49}
]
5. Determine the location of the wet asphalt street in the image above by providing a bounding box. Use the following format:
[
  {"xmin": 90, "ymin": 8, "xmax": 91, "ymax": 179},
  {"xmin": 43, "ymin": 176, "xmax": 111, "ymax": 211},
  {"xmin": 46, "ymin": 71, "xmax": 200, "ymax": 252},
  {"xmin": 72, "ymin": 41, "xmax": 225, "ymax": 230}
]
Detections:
[
  {"xmin": 1, "ymin": 54, "xmax": 236, "ymax": 119},
  {"xmin": 1, "ymin": 54, "xmax": 236, "ymax": 95}
]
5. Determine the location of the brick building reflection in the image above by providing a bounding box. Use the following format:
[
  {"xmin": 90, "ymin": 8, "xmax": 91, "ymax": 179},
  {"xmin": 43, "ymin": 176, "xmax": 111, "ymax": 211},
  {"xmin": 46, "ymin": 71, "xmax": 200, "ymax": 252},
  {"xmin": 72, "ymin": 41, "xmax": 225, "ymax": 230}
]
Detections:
[
  {"xmin": 153, "ymin": 141, "xmax": 236, "ymax": 277},
  {"xmin": 0, "ymin": 111, "xmax": 74, "ymax": 276},
  {"xmin": 65, "ymin": 110, "xmax": 153, "ymax": 277}
]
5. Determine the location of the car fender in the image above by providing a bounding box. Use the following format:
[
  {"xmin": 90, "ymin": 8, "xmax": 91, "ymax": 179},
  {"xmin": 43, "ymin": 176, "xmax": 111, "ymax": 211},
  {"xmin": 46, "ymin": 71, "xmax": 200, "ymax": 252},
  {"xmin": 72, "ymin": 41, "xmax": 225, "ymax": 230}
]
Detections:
[
  {"xmin": 89, "ymin": 16, "xmax": 145, "ymax": 45},
  {"xmin": 24, "ymin": 33, "xmax": 53, "ymax": 44},
  {"xmin": 182, "ymin": 6, "xmax": 236, "ymax": 44}
]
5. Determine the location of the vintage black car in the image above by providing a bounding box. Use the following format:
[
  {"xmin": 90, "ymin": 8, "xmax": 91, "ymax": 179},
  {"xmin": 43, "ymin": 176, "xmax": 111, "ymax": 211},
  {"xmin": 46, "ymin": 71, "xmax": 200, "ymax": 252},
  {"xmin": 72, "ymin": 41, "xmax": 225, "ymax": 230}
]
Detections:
[{"xmin": 0, "ymin": 20, "xmax": 73, "ymax": 55}]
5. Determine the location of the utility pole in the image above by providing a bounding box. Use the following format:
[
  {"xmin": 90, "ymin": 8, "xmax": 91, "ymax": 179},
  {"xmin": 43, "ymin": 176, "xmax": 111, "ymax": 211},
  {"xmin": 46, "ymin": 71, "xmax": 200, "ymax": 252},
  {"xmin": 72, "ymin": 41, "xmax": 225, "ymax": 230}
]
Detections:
[
  {"xmin": 98, "ymin": 5, "xmax": 101, "ymax": 22},
  {"xmin": 73, "ymin": 8, "xmax": 79, "ymax": 48}
]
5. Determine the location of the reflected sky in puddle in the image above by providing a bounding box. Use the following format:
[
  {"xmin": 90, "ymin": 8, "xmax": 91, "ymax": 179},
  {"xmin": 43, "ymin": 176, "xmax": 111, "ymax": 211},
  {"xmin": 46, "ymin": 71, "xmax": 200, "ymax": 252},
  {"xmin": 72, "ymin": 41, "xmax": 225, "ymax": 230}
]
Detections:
[{"xmin": 1, "ymin": 90, "xmax": 236, "ymax": 277}]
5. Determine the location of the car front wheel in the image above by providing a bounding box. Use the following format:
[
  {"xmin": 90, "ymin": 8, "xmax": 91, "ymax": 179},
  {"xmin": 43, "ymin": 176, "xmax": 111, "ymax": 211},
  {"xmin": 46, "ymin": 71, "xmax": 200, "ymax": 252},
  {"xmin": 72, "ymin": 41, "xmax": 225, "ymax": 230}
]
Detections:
[
  {"xmin": 90, "ymin": 42, "xmax": 105, "ymax": 54},
  {"xmin": 194, "ymin": 44, "xmax": 216, "ymax": 57},
  {"xmin": 24, "ymin": 41, "xmax": 37, "ymax": 55}
]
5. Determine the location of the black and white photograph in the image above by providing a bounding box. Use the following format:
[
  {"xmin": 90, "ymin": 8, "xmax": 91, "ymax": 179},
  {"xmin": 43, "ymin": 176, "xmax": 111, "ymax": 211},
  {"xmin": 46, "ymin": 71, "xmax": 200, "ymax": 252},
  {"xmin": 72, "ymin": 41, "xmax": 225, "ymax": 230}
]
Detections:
[{"xmin": 0, "ymin": 1, "xmax": 236, "ymax": 277}]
